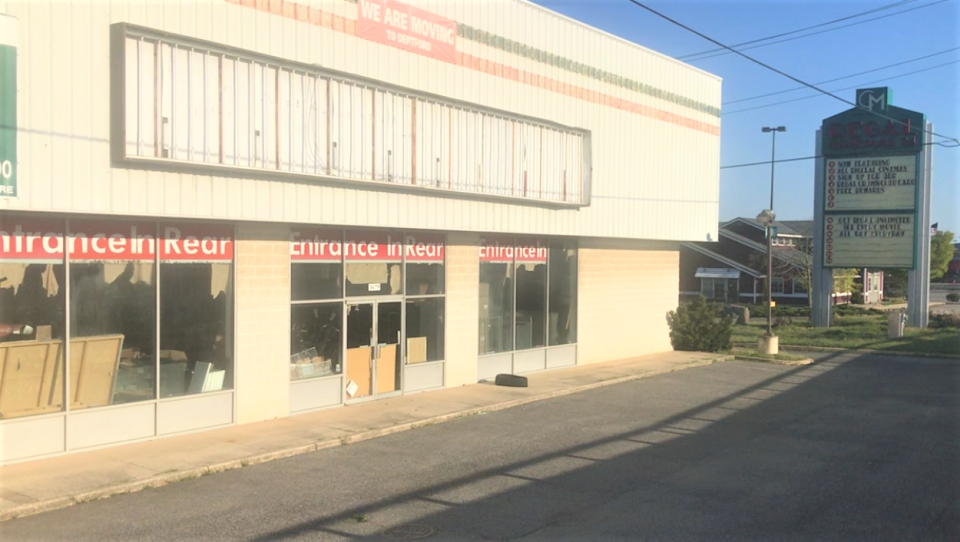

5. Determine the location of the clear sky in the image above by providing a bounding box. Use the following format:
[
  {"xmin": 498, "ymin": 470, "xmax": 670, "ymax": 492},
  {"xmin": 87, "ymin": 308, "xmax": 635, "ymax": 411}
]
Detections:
[{"xmin": 533, "ymin": 0, "xmax": 960, "ymax": 239}]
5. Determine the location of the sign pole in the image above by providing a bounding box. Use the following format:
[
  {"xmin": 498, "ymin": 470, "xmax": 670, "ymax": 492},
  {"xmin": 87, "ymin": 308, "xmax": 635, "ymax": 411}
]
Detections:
[
  {"xmin": 811, "ymin": 128, "xmax": 832, "ymax": 327},
  {"xmin": 906, "ymin": 121, "xmax": 933, "ymax": 328}
]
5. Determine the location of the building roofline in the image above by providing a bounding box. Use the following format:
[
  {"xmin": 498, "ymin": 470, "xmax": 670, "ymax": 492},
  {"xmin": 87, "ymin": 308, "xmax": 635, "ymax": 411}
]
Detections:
[{"xmin": 682, "ymin": 242, "xmax": 765, "ymax": 278}]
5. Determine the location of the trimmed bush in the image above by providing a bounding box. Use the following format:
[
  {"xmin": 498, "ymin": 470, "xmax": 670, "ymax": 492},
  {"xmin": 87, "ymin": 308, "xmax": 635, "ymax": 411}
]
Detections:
[
  {"xmin": 930, "ymin": 312, "xmax": 960, "ymax": 329},
  {"xmin": 667, "ymin": 296, "xmax": 736, "ymax": 352},
  {"xmin": 947, "ymin": 292, "xmax": 960, "ymax": 303}
]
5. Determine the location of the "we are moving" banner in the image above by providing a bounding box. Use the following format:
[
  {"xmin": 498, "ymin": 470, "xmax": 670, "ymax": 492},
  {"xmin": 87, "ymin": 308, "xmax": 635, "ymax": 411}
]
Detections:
[{"xmin": 357, "ymin": 0, "xmax": 457, "ymax": 63}]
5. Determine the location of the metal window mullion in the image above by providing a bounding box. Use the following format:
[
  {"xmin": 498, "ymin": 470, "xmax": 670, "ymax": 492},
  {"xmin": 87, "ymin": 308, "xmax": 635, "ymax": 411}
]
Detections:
[
  {"xmin": 545, "ymin": 243, "xmax": 551, "ymax": 347},
  {"xmin": 301, "ymin": 72, "xmax": 306, "ymax": 173},
  {"xmin": 187, "ymin": 47, "xmax": 193, "ymax": 162},
  {"xmin": 203, "ymin": 50, "xmax": 208, "ymax": 163},
  {"xmin": 62, "ymin": 219, "xmax": 71, "ymax": 421},
  {"xmin": 288, "ymin": 69, "xmax": 293, "ymax": 172},
  {"xmin": 171, "ymin": 44, "xmax": 176, "ymax": 159},
  {"xmin": 261, "ymin": 63, "xmax": 267, "ymax": 169},
  {"xmin": 248, "ymin": 61, "xmax": 253, "ymax": 167},
  {"xmin": 137, "ymin": 37, "xmax": 142, "ymax": 156},
  {"xmin": 233, "ymin": 57, "xmax": 237, "ymax": 165},
  {"xmin": 154, "ymin": 223, "xmax": 161, "ymax": 408},
  {"xmin": 511, "ymin": 244, "xmax": 517, "ymax": 355}
]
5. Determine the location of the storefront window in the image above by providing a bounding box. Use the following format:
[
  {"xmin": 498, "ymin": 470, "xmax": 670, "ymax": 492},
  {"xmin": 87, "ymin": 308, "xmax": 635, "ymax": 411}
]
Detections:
[
  {"xmin": 405, "ymin": 233, "xmax": 445, "ymax": 295},
  {"xmin": 291, "ymin": 229, "xmax": 343, "ymax": 300},
  {"xmin": 69, "ymin": 220, "xmax": 157, "ymax": 407},
  {"xmin": 0, "ymin": 217, "xmax": 67, "ymax": 419},
  {"xmin": 290, "ymin": 229, "xmax": 345, "ymax": 380},
  {"xmin": 479, "ymin": 238, "xmax": 515, "ymax": 354},
  {"xmin": 158, "ymin": 225, "xmax": 234, "ymax": 398},
  {"xmin": 344, "ymin": 231, "xmax": 403, "ymax": 297},
  {"xmin": 548, "ymin": 243, "xmax": 577, "ymax": 346},
  {"xmin": 291, "ymin": 303, "xmax": 343, "ymax": 380},
  {"xmin": 406, "ymin": 299, "xmax": 444, "ymax": 363},
  {"xmin": 480, "ymin": 238, "xmax": 577, "ymax": 356},
  {"xmin": 515, "ymin": 240, "xmax": 547, "ymax": 350}
]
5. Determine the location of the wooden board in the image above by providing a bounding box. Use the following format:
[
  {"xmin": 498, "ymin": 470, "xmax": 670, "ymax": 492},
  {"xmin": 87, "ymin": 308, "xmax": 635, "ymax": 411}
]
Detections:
[
  {"xmin": 0, "ymin": 334, "xmax": 123, "ymax": 419},
  {"xmin": 70, "ymin": 335, "xmax": 124, "ymax": 409},
  {"xmin": 346, "ymin": 347, "xmax": 373, "ymax": 398},
  {"xmin": 376, "ymin": 344, "xmax": 398, "ymax": 394},
  {"xmin": 406, "ymin": 337, "xmax": 427, "ymax": 364}
]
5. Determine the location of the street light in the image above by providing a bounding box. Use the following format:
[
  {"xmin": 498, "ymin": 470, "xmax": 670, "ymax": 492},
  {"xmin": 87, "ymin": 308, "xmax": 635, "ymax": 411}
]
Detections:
[{"xmin": 761, "ymin": 126, "xmax": 786, "ymax": 344}]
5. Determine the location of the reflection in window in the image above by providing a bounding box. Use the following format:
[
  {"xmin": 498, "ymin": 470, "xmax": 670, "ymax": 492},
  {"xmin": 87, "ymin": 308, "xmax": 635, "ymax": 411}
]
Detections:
[
  {"xmin": 406, "ymin": 298, "xmax": 444, "ymax": 363},
  {"xmin": 406, "ymin": 262, "xmax": 444, "ymax": 295},
  {"xmin": 159, "ymin": 263, "xmax": 233, "ymax": 398},
  {"xmin": 291, "ymin": 303, "xmax": 343, "ymax": 380},
  {"xmin": 70, "ymin": 261, "xmax": 156, "ymax": 406},
  {"xmin": 345, "ymin": 263, "xmax": 402, "ymax": 296},
  {"xmin": 0, "ymin": 263, "xmax": 66, "ymax": 419},
  {"xmin": 771, "ymin": 277, "xmax": 784, "ymax": 294},
  {"xmin": 548, "ymin": 244, "xmax": 577, "ymax": 346},
  {"xmin": 292, "ymin": 263, "xmax": 342, "ymax": 301},
  {"xmin": 515, "ymin": 261, "xmax": 546, "ymax": 350},
  {"xmin": 479, "ymin": 263, "xmax": 514, "ymax": 354}
]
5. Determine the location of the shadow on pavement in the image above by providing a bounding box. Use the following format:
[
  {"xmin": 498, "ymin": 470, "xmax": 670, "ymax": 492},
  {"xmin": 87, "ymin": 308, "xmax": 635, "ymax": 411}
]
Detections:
[{"xmin": 247, "ymin": 351, "xmax": 959, "ymax": 542}]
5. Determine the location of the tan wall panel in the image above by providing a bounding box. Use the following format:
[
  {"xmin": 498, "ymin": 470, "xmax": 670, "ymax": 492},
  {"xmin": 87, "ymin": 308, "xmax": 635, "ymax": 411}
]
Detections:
[
  {"xmin": 443, "ymin": 232, "xmax": 480, "ymax": 387},
  {"xmin": 577, "ymin": 245, "xmax": 679, "ymax": 364},
  {"xmin": 234, "ymin": 223, "xmax": 291, "ymax": 424}
]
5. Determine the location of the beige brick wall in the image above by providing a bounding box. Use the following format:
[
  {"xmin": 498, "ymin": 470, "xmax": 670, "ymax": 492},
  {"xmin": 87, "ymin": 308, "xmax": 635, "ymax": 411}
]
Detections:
[
  {"xmin": 577, "ymin": 243, "xmax": 679, "ymax": 365},
  {"xmin": 234, "ymin": 223, "xmax": 291, "ymax": 424},
  {"xmin": 443, "ymin": 233, "xmax": 480, "ymax": 387}
]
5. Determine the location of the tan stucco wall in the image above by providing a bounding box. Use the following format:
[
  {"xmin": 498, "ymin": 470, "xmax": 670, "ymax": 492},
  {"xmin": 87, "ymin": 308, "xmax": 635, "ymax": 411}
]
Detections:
[
  {"xmin": 577, "ymin": 243, "xmax": 679, "ymax": 364},
  {"xmin": 234, "ymin": 223, "xmax": 291, "ymax": 424},
  {"xmin": 443, "ymin": 233, "xmax": 480, "ymax": 388}
]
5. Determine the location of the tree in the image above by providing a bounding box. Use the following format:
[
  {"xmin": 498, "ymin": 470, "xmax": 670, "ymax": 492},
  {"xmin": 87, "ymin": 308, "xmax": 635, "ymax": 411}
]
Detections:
[
  {"xmin": 931, "ymin": 231, "xmax": 955, "ymax": 281},
  {"xmin": 666, "ymin": 296, "xmax": 736, "ymax": 352}
]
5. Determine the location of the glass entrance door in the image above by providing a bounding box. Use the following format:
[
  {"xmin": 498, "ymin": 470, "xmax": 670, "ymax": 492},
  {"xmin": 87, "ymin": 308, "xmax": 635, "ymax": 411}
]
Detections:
[{"xmin": 345, "ymin": 301, "xmax": 402, "ymax": 400}]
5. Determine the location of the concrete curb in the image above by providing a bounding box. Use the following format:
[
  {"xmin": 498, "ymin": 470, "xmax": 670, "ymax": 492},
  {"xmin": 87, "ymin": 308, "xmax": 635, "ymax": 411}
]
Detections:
[
  {"xmin": 733, "ymin": 354, "xmax": 814, "ymax": 366},
  {"xmin": 733, "ymin": 343, "xmax": 960, "ymax": 360},
  {"xmin": 0, "ymin": 355, "xmax": 731, "ymax": 522}
]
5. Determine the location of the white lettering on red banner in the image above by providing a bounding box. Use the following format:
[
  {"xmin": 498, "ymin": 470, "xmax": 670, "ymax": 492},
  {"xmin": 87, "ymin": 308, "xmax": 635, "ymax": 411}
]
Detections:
[
  {"xmin": 0, "ymin": 218, "xmax": 233, "ymax": 262},
  {"xmin": 479, "ymin": 237, "xmax": 515, "ymax": 263},
  {"xmin": 161, "ymin": 225, "xmax": 234, "ymax": 262},
  {"xmin": 0, "ymin": 217, "xmax": 64, "ymax": 263},
  {"xmin": 479, "ymin": 238, "xmax": 547, "ymax": 263},
  {"xmin": 292, "ymin": 230, "xmax": 444, "ymax": 263},
  {"xmin": 404, "ymin": 233, "xmax": 444, "ymax": 262},
  {"xmin": 357, "ymin": 0, "xmax": 457, "ymax": 63},
  {"xmin": 291, "ymin": 229, "xmax": 343, "ymax": 262}
]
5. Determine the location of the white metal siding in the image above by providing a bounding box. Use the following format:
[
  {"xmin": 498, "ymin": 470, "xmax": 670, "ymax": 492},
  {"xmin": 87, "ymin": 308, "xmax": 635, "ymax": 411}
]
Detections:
[{"xmin": 1, "ymin": 0, "xmax": 721, "ymax": 242}]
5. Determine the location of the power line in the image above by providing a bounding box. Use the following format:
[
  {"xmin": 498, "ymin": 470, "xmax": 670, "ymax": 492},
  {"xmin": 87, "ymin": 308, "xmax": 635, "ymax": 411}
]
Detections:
[
  {"xmin": 723, "ymin": 46, "xmax": 960, "ymax": 105},
  {"xmin": 622, "ymin": 0, "xmax": 960, "ymax": 147},
  {"xmin": 677, "ymin": 0, "xmax": 919, "ymax": 60},
  {"xmin": 722, "ymin": 59, "xmax": 960, "ymax": 115},
  {"xmin": 720, "ymin": 142, "xmax": 949, "ymax": 170},
  {"xmin": 683, "ymin": 0, "xmax": 950, "ymax": 62}
]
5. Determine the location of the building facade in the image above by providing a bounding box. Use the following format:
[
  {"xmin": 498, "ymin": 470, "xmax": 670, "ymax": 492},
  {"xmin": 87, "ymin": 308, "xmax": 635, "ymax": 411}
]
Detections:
[
  {"xmin": 0, "ymin": 0, "xmax": 721, "ymax": 464},
  {"xmin": 680, "ymin": 218, "xmax": 882, "ymax": 306}
]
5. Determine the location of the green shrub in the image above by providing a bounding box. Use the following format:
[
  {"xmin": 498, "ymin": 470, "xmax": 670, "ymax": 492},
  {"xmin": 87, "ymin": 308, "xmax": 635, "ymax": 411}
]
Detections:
[
  {"xmin": 947, "ymin": 293, "xmax": 960, "ymax": 303},
  {"xmin": 929, "ymin": 312, "xmax": 960, "ymax": 329},
  {"xmin": 851, "ymin": 291, "xmax": 864, "ymax": 304},
  {"xmin": 666, "ymin": 296, "xmax": 736, "ymax": 352}
]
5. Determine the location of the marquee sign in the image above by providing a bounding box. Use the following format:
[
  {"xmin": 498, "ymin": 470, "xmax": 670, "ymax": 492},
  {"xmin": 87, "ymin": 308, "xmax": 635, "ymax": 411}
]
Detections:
[{"xmin": 819, "ymin": 87, "xmax": 924, "ymax": 269}]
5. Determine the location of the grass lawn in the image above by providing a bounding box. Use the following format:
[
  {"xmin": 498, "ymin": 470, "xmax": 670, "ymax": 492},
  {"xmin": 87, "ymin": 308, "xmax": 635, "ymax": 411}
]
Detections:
[{"xmin": 732, "ymin": 314, "xmax": 960, "ymax": 356}]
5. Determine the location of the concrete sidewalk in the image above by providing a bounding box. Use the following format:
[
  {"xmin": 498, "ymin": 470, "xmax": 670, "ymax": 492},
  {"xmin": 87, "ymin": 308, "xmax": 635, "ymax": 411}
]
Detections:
[{"xmin": 0, "ymin": 351, "xmax": 729, "ymax": 522}]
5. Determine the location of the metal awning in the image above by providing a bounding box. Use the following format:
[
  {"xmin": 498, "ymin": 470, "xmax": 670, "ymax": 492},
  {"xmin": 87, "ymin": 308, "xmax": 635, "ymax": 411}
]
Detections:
[{"xmin": 695, "ymin": 267, "xmax": 740, "ymax": 279}]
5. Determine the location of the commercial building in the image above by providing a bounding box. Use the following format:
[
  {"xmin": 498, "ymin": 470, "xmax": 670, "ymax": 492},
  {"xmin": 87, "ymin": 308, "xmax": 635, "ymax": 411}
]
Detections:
[
  {"xmin": 0, "ymin": 0, "xmax": 721, "ymax": 464},
  {"xmin": 680, "ymin": 218, "xmax": 882, "ymax": 306}
]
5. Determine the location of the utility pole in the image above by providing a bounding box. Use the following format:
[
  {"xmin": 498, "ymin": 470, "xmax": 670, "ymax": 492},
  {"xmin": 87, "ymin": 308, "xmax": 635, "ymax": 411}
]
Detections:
[{"xmin": 761, "ymin": 126, "xmax": 786, "ymax": 338}]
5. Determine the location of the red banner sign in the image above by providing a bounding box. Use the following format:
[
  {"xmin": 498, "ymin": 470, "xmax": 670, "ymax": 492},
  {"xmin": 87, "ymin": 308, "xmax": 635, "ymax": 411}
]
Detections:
[
  {"xmin": 0, "ymin": 217, "xmax": 233, "ymax": 262},
  {"xmin": 292, "ymin": 230, "xmax": 445, "ymax": 263},
  {"xmin": 479, "ymin": 237, "xmax": 547, "ymax": 263},
  {"xmin": 357, "ymin": 0, "xmax": 457, "ymax": 64},
  {"xmin": 0, "ymin": 217, "xmax": 64, "ymax": 263},
  {"xmin": 160, "ymin": 225, "xmax": 234, "ymax": 262},
  {"xmin": 404, "ymin": 233, "xmax": 444, "ymax": 262}
]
